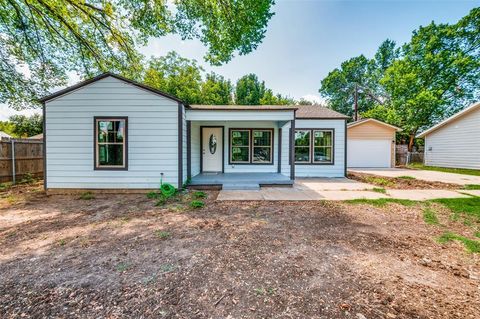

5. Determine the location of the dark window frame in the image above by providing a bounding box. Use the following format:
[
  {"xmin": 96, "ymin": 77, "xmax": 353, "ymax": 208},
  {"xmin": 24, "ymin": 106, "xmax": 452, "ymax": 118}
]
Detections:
[
  {"xmin": 294, "ymin": 128, "xmax": 335, "ymax": 165},
  {"xmin": 228, "ymin": 128, "xmax": 274, "ymax": 165},
  {"xmin": 94, "ymin": 116, "xmax": 128, "ymax": 170}
]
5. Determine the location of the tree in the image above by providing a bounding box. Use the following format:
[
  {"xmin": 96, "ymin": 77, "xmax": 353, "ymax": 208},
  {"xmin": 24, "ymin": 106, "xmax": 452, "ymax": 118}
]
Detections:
[
  {"xmin": 201, "ymin": 73, "xmax": 233, "ymax": 104},
  {"xmin": 235, "ymin": 74, "xmax": 266, "ymax": 105},
  {"xmin": 143, "ymin": 52, "xmax": 204, "ymax": 104},
  {"xmin": 259, "ymin": 89, "xmax": 294, "ymax": 105},
  {"xmin": 9, "ymin": 114, "xmax": 43, "ymax": 137},
  {"xmin": 373, "ymin": 8, "xmax": 480, "ymax": 150},
  {"xmin": 1, "ymin": 0, "xmax": 275, "ymax": 108}
]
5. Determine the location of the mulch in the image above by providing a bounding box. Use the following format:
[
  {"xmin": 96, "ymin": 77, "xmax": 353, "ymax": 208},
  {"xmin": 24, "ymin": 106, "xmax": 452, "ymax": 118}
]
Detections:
[{"xmin": 348, "ymin": 172, "xmax": 461, "ymax": 189}]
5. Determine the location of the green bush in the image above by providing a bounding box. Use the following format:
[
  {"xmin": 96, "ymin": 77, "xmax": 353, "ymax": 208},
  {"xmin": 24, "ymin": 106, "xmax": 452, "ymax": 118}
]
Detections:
[
  {"xmin": 193, "ymin": 191, "xmax": 207, "ymax": 199},
  {"xmin": 190, "ymin": 200, "xmax": 205, "ymax": 209},
  {"xmin": 79, "ymin": 191, "xmax": 95, "ymax": 200}
]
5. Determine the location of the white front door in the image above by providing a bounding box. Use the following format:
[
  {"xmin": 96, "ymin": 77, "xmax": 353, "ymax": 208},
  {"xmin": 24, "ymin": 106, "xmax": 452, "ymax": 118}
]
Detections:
[
  {"xmin": 202, "ymin": 127, "xmax": 223, "ymax": 172},
  {"xmin": 347, "ymin": 139, "xmax": 392, "ymax": 168}
]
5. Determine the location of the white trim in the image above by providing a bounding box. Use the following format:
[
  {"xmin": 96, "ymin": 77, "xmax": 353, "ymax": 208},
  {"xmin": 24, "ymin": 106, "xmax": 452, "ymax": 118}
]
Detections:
[
  {"xmin": 416, "ymin": 101, "xmax": 480, "ymax": 138},
  {"xmin": 347, "ymin": 118, "xmax": 401, "ymax": 131}
]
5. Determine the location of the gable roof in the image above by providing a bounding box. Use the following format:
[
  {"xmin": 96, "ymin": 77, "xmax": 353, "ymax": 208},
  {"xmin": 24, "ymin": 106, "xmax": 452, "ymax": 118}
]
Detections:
[
  {"xmin": 347, "ymin": 118, "xmax": 401, "ymax": 131},
  {"xmin": 189, "ymin": 105, "xmax": 297, "ymax": 111},
  {"xmin": 39, "ymin": 72, "xmax": 184, "ymax": 104},
  {"xmin": 416, "ymin": 101, "xmax": 480, "ymax": 138},
  {"xmin": 295, "ymin": 105, "xmax": 349, "ymax": 119}
]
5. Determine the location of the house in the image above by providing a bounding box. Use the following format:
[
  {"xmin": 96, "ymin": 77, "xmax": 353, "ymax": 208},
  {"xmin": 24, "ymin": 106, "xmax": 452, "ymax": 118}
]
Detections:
[
  {"xmin": 416, "ymin": 101, "xmax": 480, "ymax": 170},
  {"xmin": 0, "ymin": 131, "xmax": 12, "ymax": 139},
  {"xmin": 347, "ymin": 118, "xmax": 401, "ymax": 168},
  {"xmin": 40, "ymin": 73, "xmax": 349, "ymax": 192}
]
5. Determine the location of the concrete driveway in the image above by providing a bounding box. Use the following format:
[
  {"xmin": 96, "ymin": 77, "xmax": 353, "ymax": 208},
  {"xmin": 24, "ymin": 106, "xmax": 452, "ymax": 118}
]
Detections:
[{"xmin": 349, "ymin": 168, "xmax": 480, "ymax": 185}]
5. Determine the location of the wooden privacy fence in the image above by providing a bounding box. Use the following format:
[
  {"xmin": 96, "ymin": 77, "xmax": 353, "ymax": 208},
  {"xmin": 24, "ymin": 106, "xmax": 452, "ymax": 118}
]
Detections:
[
  {"xmin": 396, "ymin": 144, "xmax": 424, "ymax": 166},
  {"xmin": 0, "ymin": 138, "xmax": 43, "ymax": 183}
]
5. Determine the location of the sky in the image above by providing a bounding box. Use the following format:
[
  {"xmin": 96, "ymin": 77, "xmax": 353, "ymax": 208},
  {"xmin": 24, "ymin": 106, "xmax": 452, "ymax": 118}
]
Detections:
[{"xmin": 1, "ymin": 0, "xmax": 478, "ymax": 120}]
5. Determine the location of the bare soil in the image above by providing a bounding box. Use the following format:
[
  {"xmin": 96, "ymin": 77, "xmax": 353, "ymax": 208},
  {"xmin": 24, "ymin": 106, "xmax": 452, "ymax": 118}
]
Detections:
[
  {"xmin": 0, "ymin": 183, "xmax": 479, "ymax": 318},
  {"xmin": 348, "ymin": 172, "xmax": 461, "ymax": 190}
]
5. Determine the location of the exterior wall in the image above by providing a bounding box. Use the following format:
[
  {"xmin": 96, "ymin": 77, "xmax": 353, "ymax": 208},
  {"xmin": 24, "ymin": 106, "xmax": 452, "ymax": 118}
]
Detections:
[
  {"xmin": 281, "ymin": 119, "xmax": 346, "ymax": 177},
  {"xmin": 45, "ymin": 76, "xmax": 181, "ymax": 189},
  {"xmin": 190, "ymin": 121, "xmax": 280, "ymax": 175},
  {"xmin": 424, "ymin": 107, "xmax": 480, "ymax": 169},
  {"xmin": 347, "ymin": 121, "xmax": 397, "ymax": 167}
]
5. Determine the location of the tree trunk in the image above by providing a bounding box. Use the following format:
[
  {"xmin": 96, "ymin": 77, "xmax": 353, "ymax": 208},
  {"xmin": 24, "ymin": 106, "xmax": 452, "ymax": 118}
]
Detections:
[{"xmin": 408, "ymin": 134, "xmax": 415, "ymax": 152}]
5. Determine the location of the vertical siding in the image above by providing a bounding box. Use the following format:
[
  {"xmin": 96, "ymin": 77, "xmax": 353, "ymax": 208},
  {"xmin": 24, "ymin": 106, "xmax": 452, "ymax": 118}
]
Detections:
[
  {"xmin": 281, "ymin": 119, "xmax": 346, "ymax": 177},
  {"xmin": 46, "ymin": 76, "xmax": 181, "ymax": 189},
  {"xmin": 424, "ymin": 108, "xmax": 480, "ymax": 169}
]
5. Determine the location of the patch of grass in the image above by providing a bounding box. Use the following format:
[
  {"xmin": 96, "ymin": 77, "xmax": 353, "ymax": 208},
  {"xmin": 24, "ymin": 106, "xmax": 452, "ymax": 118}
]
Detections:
[
  {"xmin": 462, "ymin": 184, "xmax": 480, "ymax": 190},
  {"xmin": 432, "ymin": 197, "xmax": 480, "ymax": 223},
  {"xmin": 155, "ymin": 197, "xmax": 167, "ymax": 206},
  {"xmin": 475, "ymin": 232, "xmax": 480, "ymax": 238},
  {"xmin": 146, "ymin": 191, "xmax": 160, "ymax": 199},
  {"xmin": 438, "ymin": 232, "xmax": 480, "ymax": 253},
  {"xmin": 5, "ymin": 195, "xmax": 20, "ymax": 204},
  {"xmin": 58, "ymin": 239, "xmax": 66, "ymax": 246},
  {"xmin": 408, "ymin": 163, "xmax": 480, "ymax": 176},
  {"xmin": 364, "ymin": 176, "xmax": 394, "ymax": 187},
  {"xmin": 397, "ymin": 175, "xmax": 416, "ymax": 180},
  {"xmin": 79, "ymin": 191, "xmax": 95, "ymax": 200},
  {"xmin": 345, "ymin": 198, "xmax": 417, "ymax": 207},
  {"xmin": 192, "ymin": 191, "xmax": 207, "ymax": 199},
  {"xmin": 116, "ymin": 262, "xmax": 130, "ymax": 272},
  {"xmin": 371, "ymin": 187, "xmax": 386, "ymax": 194},
  {"xmin": 190, "ymin": 200, "xmax": 205, "ymax": 209},
  {"xmin": 423, "ymin": 208, "xmax": 439, "ymax": 225},
  {"xmin": 154, "ymin": 230, "xmax": 171, "ymax": 240}
]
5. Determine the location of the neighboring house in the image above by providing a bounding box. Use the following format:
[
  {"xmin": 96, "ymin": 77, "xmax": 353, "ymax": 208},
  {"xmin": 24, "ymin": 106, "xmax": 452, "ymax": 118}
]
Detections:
[
  {"xmin": 347, "ymin": 118, "xmax": 401, "ymax": 168},
  {"xmin": 0, "ymin": 131, "xmax": 12, "ymax": 139},
  {"xmin": 40, "ymin": 73, "xmax": 349, "ymax": 191},
  {"xmin": 417, "ymin": 101, "xmax": 480, "ymax": 170}
]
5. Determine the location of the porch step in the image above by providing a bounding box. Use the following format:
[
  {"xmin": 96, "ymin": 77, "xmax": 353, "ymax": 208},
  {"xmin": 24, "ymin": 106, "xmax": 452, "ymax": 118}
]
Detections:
[{"xmin": 222, "ymin": 183, "xmax": 260, "ymax": 190}]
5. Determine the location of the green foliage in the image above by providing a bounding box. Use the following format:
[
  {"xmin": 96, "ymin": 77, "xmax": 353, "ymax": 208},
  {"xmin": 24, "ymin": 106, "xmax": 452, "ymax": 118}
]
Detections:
[
  {"xmin": 345, "ymin": 198, "xmax": 417, "ymax": 207},
  {"xmin": 364, "ymin": 176, "xmax": 394, "ymax": 187},
  {"xmin": 190, "ymin": 200, "xmax": 205, "ymax": 209},
  {"xmin": 408, "ymin": 163, "xmax": 480, "ymax": 177},
  {"xmin": 154, "ymin": 230, "xmax": 171, "ymax": 240},
  {"xmin": 0, "ymin": 121, "xmax": 16, "ymax": 137},
  {"xmin": 146, "ymin": 191, "xmax": 160, "ymax": 199},
  {"xmin": 9, "ymin": 114, "xmax": 43, "ymax": 138},
  {"xmin": 19, "ymin": 172, "xmax": 35, "ymax": 184},
  {"xmin": 463, "ymin": 185, "xmax": 480, "ymax": 190},
  {"xmin": 372, "ymin": 187, "xmax": 386, "ymax": 194},
  {"xmin": 397, "ymin": 176, "xmax": 415, "ymax": 180},
  {"xmin": 201, "ymin": 73, "xmax": 233, "ymax": 105},
  {"xmin": 193, "ymin": 191, "xmax": 207, "ymax": 199},
  {"xmin": 235, "ymin": 74, "xmax": 266, "ymax": 105},
  {"xmin": 1, "ymin": 0, "xmax": 274, "ymax": 108},
  {"xmin": 423, "ymin": 208, "xmax": 439, "ymax": 225},
  {"xmin": 438, "ymin": 232, "xmax": 480, "ymax": 253},
  {"xmin": 432, "ymin": 197, "xmax": 480, "ymax": 222},
  {"xmin": 79, "ymin": 192, "xmax": 95, "ymax": 200}
]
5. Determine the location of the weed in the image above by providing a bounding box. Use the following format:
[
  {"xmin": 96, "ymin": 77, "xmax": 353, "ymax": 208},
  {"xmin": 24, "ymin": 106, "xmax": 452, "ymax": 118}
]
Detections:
[
  {"xmin": 59, "ymin": 239, "xmax": 66, "ymax": 246},
  {"xmin": 154, "ymin": 230, "xmax": 171, "ymax": 240},
  {"xmin": 147, "ymin": 191, "xmax": 160, "ymax": 199},
  {"xmin": 193, "ymin": 191, "xmax": 207, "ymax": 199},
  {"xmin": 155, "ymin": 197, "xmax": 167, "ymax": 206},
  {"xmin": 364, "ymin": 176, "xmax": 394, "ymax": 187},
  {"xmin": 475, "ymin": 232, "xmax": 480, "ymax": 238},
  {"xmin": 116, "ymin": 262, "xmax": 130, "ymax": 272},
  {"xmin": 19, "ymin": 172, "xmax": 35, "ymax": 184},
  {"xmin": 438, "ymin": 232, "xmax": 480, "ymax": 253},
  {"xmin": 398, "ymin": 175, "xmax": 415, "ymax": 180},
  {"xmin": 254, "ymin": 287, "xmax": 276, "ymax": 296},
  {"xmin": 462, "ymin": 184, "xmax": 480, "ymax": 190},
  {"xmin": 160, "ymin": 264, "xmax": 176, "ymax": 273},
  {"xmin": 423, "ymin": 208, "xmax": 439, "ymax": 225},
  {"xmin": 79, "ymin": 192, "xmax": 95, "ymax": 200},
  {"xmin": 372, "ymin": 187, "xmax": 386, "ymax": 194},
  {"xmin": 345, "ymin": 198, "xmax": 417, "ymax": 207},
  {"xmin": 190, "ymin": 200, "xmax": 205, "ymax": 208}
]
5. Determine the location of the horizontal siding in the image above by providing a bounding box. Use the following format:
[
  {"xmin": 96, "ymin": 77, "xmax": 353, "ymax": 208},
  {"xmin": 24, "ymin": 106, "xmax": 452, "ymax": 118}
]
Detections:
[
  {"xmin": 46, "ymin": 76, "xmax": 180, "ymax": 189},
  {"xmin": 281, "ymin": 119, "xmax": 346, "ymax": 177},
  {"xmin": 424, "ymin": 107, "xmax": 480, "ymax": 169},
  {"xmin": 348, "ymin": 121, "xmax": 396, "ymax": 140}
]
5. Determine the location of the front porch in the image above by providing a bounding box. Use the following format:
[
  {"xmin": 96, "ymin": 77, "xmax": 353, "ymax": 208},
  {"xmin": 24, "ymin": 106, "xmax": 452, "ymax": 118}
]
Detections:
[{"xmin": 190, "ymin": 172, "xmax": 293, "ymax": 190}]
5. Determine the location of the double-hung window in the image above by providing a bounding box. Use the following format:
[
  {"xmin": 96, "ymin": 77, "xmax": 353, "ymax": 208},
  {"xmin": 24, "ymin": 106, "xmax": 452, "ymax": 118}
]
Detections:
[
  {"xmin": 95, "ymin": 117, "xmax": 127, "ymax": 169},
  {"xmin": 294, "ymin": 129, "xmax": 333, "ymax": 164},
  {"xmin": 230, "ymin": 129, "xmax": 273, "ymax": 164}
]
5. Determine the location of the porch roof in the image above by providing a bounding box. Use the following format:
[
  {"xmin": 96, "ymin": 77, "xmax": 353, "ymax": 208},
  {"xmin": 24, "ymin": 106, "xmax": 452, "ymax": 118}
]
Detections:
[{"xmin": 185, "ymin": 106, "xmax": 295, "ymax": 121}]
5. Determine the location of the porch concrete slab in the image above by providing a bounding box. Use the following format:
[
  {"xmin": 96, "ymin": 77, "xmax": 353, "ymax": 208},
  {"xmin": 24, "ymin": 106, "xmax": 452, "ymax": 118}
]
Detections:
[
  {"xmin": 296, "ymin": 178, "xmax": 376, "ymax": 191},
  {"xmin": 349, "ymin": 168, "xmax": 480, "ymax": 186},
  {"xmin": 386, "ymin": 189, "xmax": 470, "ymax": 201},
  {"xmin": 217, "ymin": 190, "xmax": 264, "ymax": 201},
  {"xmin": 459, "ymin": 190, "xmax": 480, "ymax": 197}
]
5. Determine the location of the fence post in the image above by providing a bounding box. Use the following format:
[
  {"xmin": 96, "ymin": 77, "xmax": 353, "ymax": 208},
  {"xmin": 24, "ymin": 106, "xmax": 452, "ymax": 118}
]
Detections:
[{"xmin": 11, "ymin": 139, "xmax": 15, "ymax": 184}]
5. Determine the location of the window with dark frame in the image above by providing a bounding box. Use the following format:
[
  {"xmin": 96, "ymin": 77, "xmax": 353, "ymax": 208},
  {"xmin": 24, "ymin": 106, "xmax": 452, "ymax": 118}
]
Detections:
[
  {"xmin": 230, "ymin": 129, "xmax": 273, "ymax": 164},
  {"xmin": 294, "ymin": 129, "xmax": 333, "ymax": 164},
  {"xmin": 95, "ymin": 118, "xmax": 127, "ymax": 169}
]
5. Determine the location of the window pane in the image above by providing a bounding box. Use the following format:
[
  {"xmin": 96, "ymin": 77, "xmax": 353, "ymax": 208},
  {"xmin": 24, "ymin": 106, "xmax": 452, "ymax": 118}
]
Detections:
[
  {"xmin": 98, "ymin": 144, "xmax": 124, "ymax": 166},
  {"xmin": 295, "ymin": 130, "xmax": 310, "ymax": 146},
  {"xmin": 314, "ymin": 131, "xmax": 332, "ymax": 146},
  {"xmin": 231, "ymin": 131, "xmax": 249, "ymax": 146},
  {"xmin": 253, "ymin": 147, "xmax": 271, "ymax": 163},
  {"xmin": 295, "ymin": 147, "xmax": 310, "ymax": 162},
  {"xmin": 231, "ymin": 147, "xmax": 249, "ymax": 162},
  {"xmin": 116, "ymin": 121, "xmax": 125, "ymax": 142},
  {"xmin": 253, "ymin": 131, "xmax": 271, "ymax": 146},
  {"xmin": 314, "ymin": 147, "xmax": 332, "ymax": 162}
]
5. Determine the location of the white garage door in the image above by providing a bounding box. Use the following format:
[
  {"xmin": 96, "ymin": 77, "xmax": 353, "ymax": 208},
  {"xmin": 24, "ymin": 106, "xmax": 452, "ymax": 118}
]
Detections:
[{"xmin": 348, "ymin": 139, "xmax": 391, "ymax": 168}]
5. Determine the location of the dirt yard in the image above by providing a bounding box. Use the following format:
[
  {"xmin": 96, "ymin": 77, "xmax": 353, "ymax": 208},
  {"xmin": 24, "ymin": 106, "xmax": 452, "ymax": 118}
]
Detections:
[
  {"xmin": 348, "ymin": 172, "xmax": 461, "ymax": 190},
  {"xmin": 1, "ymin": 183, "xmax": 479, "ymax": 318}
]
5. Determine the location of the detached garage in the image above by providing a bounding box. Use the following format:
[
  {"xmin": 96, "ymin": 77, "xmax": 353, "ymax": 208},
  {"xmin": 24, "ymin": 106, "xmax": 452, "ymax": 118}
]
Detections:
[{"xmin": 347, "ymin": 119, "xmax": 401, "ymax": 168}]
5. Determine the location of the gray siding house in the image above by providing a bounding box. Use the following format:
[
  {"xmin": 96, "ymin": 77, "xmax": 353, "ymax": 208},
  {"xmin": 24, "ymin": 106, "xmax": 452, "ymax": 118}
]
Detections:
[
  {"xmin": 417, "ymin": 101, "xmax": 480, "ymax": 170},
  {"xmin": 41, "ymin": 73, "xmax": 349, "ymax": 192}
]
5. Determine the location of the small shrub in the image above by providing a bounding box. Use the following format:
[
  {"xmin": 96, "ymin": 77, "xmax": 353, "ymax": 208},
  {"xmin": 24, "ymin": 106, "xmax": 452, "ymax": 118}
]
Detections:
[
  {"xmin": 423, "ymin": 208, "xmax": 439, "ymax": 225},
  {"xmin": 193, "ymin": 191, "xmax": 207, "ymax": 199},
  {"xmin": 372, "ymin": 187, "xmax": 386, "ymax": 194},
  {"xmin": 397, "ymin": 175, "xmax": 415, "ymax": 180},
  {"xmin": 59, "ymin": 239, "xmax": 66, "ymax": 246},
  {"xmin": 19, "ymin": 172, "xmax": 35, "ymax": 184},
  {"xmin": 147, "ymin": 191, "xmax": 160, "ymax": 199},
  {"xmin": 190, "ymin": 200, "xmax": 205, "ymax": 209},
  {"xmin": 79, "ymin": 191, "xmax": 94, "ymax": 200},
  {"xmin": 154, "ymin": 230, "xmax": 171, "ymax": 239}
]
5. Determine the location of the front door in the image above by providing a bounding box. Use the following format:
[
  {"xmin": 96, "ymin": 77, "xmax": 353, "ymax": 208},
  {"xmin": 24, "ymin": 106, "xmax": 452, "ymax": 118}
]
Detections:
[{"xmin": 202, "ymin": 127, "xmax": 223, "ymax": 172}]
